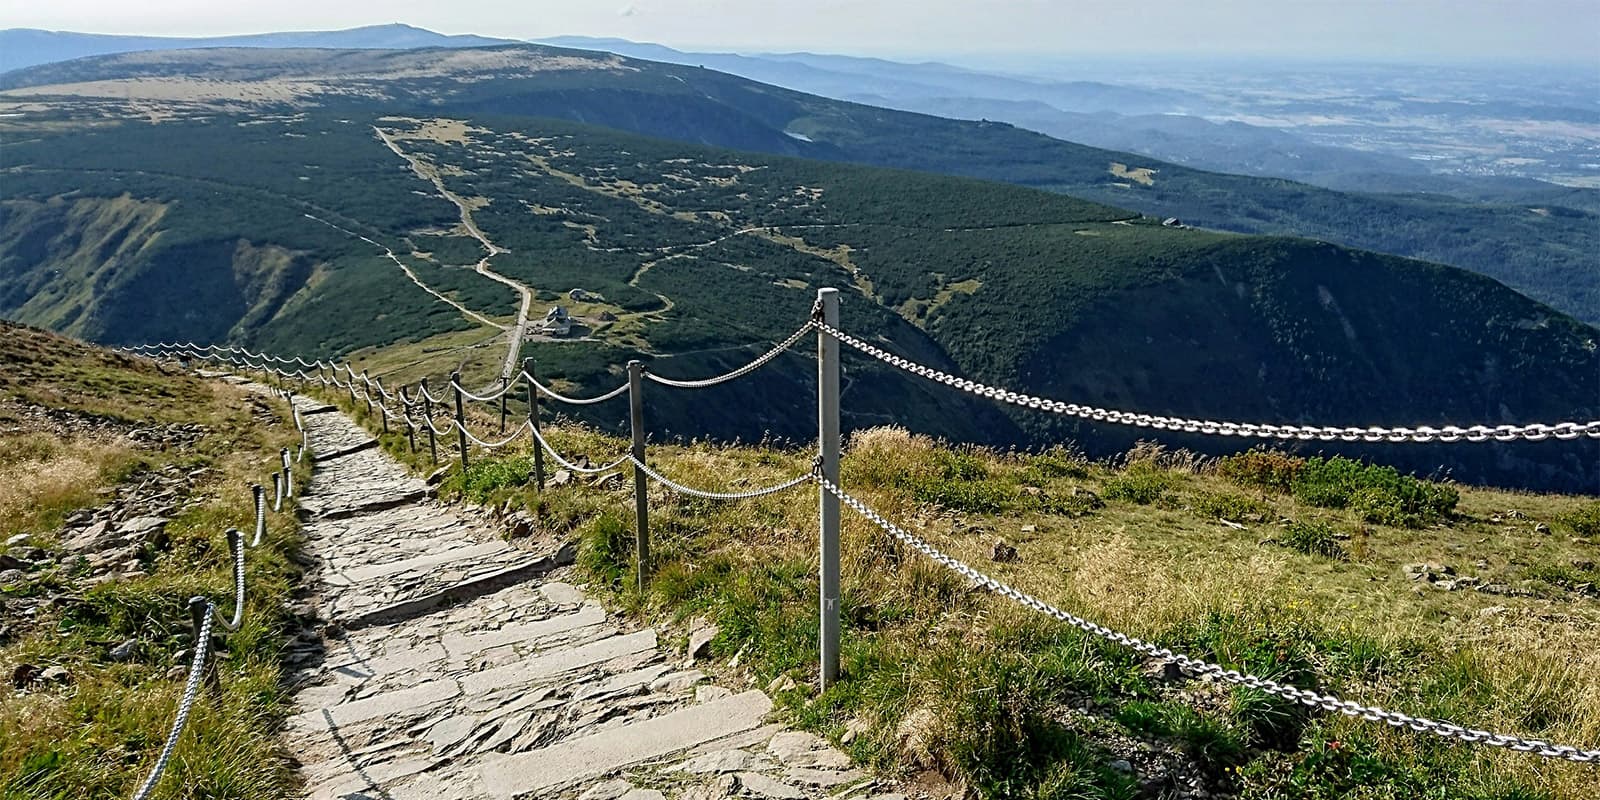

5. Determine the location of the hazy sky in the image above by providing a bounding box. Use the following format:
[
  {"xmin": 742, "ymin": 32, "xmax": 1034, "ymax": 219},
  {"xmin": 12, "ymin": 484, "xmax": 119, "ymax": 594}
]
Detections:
[{"xmin": 2, "ymin": 0, "xmax": 1596, "ymax": 64}]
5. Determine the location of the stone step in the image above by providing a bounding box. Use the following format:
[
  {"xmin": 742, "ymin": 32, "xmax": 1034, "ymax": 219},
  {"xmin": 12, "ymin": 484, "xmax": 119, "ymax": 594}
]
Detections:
[{"xmin": 478, "ymin": 690, "xmax": 774, "ymax": 799}]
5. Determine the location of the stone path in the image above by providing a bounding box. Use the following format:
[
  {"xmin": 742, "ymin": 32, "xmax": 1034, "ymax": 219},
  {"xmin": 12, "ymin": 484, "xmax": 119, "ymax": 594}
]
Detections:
[{"xmin": 285, "ymin": 401, "xmax": 885, "ymax": 800}]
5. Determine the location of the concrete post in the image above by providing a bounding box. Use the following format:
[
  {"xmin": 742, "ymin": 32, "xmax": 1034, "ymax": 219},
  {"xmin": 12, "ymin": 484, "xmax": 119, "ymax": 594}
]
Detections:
[
  {"xmin": 817, "ymin": 287, "xmax": 841, "ymax": 690},
  {"xmin": 628, "ymin": 360, "xmax": 649, "ymax": 590}
]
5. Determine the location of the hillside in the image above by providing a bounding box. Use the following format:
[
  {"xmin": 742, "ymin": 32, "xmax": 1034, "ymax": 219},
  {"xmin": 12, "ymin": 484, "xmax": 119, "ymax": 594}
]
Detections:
[
  {"xmin": 0, "ymin": 44, "xmax": 1594, "ymax": 327},
  {"xmin": 0, "ymin": 321, "xmax": 305, "ymax": 796},
  {"xmin": 2, "ymin": 102, "xmax": 1595, "ymax": 491}
]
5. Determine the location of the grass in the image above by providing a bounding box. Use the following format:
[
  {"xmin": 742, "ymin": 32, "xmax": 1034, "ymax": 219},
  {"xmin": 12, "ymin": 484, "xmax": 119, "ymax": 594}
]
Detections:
[
  {"xmin": 335, "ymin": 389, "xmax": 1600, "ymax": 800},
  {"xmin": 0, "ymin": 323, "xmax": 307, "ymax": 799}
]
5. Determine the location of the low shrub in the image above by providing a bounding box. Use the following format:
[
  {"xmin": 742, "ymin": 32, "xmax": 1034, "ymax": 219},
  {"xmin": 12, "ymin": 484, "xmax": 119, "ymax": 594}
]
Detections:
[
  {"xmin": 448, "ymin": 456, "xmax": 534, "ymax": 503},
  {"xmin": 1102, "ymin": 463, "xmax": 1174, "ymax": 505},
  {"xmin": 1192, "ymin": 491, "xmax": 1269, "ymax": 524},
  {"xmin": 1021, "ymin": 447, "xmax": 1091, "ymax": 483},
  {"xmin": 1029, "ymin": 488, "xmax": 1104, "ymax": 517},
  {"xmin": 1277, "ymin": 520, "xmax": 1346, "ymax": 560},
  {"xmin": 1562, "ymin": 502, "xmax": 1600, "ymax": 538},
  {"xmin": 1291, "ymin": 457, "xmax": 1457, "ymax": 528},
  {"xmin": 1217, "ymin": 449, "xmax": 1305, "ymax": 493}
]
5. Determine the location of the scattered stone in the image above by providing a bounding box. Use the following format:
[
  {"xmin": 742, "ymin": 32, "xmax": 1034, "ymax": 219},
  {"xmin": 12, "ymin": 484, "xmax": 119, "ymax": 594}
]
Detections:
[
  {"xmin": 619, "ymin": 790, "xmax": 665, "ymax": 800},
  {"xmin": 766, "ymin": 675, "xmax": 797, "ymax": 694},
  {"xmin": 1110, "ymin": 759, "xmax": 1134, "ymax": 773},
  {"xmin": 737, "ymin": 771, "xmax": 806, "ymax": 800},
  {"xmin": 840, "ymin": 717, "xmax": 870, "ymax": 746},
  {"xmin": 673, "ymin": 748, "xmax": 754, "ymax": 774},
  {"xmin": 12, "ymin": 663, "xmax": 40, "ymax": 688},
  {"xmin": 696, "ymin": 685, "xmax": 734, "ymax": 704},
  {"xmin": 4, "ymin": 534, "xmax": 30, "ymax": 547},
  {"xmin": 38, "ymin": 666, "xmax": 70, "ymax": 685},
  {"xmin": 786, "ymin": 767, "xmax": 863, "ymax": 787},
  {"xmin": 109, "ymin": 639, "xmax": 138, "ymax": 662},
  {"xmin": 768, "ymin": 731, "xmax": 824, "ymax": 763},
  {"xmin": 1018, "ymin": 524, "xmax": 1036, "ymax": 534},
  {"xmin": 426, "ymin": 467, "xmax": 450, "ymax": 486},
  {"xmin": 1479, "ymin": 606, "xmax": 1509, "ymax": 618},
  {"xmin": 552, "ymin": 470, "xmax": 573, "ymax": 487},
  {"xmin": 1141, "ymin": 658, "xmax": 1183, "ymax": 682},
  {"xmin": 1574, "ymin": 559, "xmax": 1596, "ymax": 571},
  {"xmin": 649, "ymin": 669, "xmax": 706, "ymax": 693},
  {"xmin": 688, "ymin": 624, "xmax": 720, "ymax": 661},
  {"xmin": 1535, "ymin": 523, "xmax": 1551, "ymax": 534},
  {"xmin": 591, "ymin": 472, "xmax": 625, "ymax": 490},
  {"xmin": 990, "ymin": 540, "xmax": 1018, "ymax": 563}
]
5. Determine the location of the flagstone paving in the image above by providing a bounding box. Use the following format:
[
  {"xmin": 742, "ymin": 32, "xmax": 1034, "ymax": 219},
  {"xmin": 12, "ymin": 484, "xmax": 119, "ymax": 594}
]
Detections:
[{"xmin": 285, "ymin": 400, "xmax": 893, "ymax": 800}]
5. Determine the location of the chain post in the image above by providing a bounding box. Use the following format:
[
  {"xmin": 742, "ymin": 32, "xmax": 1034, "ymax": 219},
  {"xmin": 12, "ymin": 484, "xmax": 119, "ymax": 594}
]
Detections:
[
  {"xmin": 251, "ymin": 484, "xmax": 265, "ymax": 547},
  {"xmin": 816, "ymin": 287, "xmax": 841, "ymax": 690},
  {"xmin": 499, "ymin": 375, "xmax": 509, "ymax": 433},
  {"xmin": 271, "ymin": 471, "xmax": 283, "ymax": 513},
  {"xmin": 375, "ymin": 376, "xmax": 389, "ymax": 434},
  {"xmin": 627, "ymin": 360, "xmax": 650, "ymax": 590},
  {"xmin": 525, "ymin": 358, "xmax": 544, "ymax": 493},
  {"xmin": 403, "ymin": 389, "xmax": 416, "ymax": 453},
  {"xmin": 451, "ymin": 371, "xmax": 469, "ymax": 472},
  {"xmin": 281, "ymin": 448, "xmax": 293, "ymax": 498},
  {"xmin": 361, "ymin": 370, "xmax": 373, "ymax": 416},
  {"xmin": 421, "ymin": 378, "xmax": 438, "ymax": 464}
]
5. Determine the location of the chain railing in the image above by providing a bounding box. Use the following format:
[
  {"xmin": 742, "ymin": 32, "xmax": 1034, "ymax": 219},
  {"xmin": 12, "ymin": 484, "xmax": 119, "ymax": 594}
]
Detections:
[{"xmin": 130, "ymin": 288, "xmax": 1600, "ymax": 765}]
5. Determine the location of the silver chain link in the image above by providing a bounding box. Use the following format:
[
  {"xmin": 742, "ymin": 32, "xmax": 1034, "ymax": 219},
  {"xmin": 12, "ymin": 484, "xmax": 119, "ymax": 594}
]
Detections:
[
  {"xmin": 813, "ymin": 321, "xmax": 1600, "ymax": 443},
  {"xmin": 629, "ymin": 455, "xmax": 814, "ymax": 499},
  {"xmin": 643, "ymin": 324, "xmax": 812, "ymax": 389},
  {"xmin": 817, "ymin": 474, "xmax": 1600, "ymax": 763},
  {"xmin": 129, "ymin": 605, "xmax": 216, "ymax": 800}
]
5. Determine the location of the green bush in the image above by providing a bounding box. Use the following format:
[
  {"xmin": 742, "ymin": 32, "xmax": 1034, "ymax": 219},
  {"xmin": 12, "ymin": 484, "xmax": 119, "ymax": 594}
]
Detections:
[
  {"xmin": 900, "ymin": 448, "xmax": 1014, "ymax": 513},
  {"xmin": 1291, "ymin": 457, "xmax": 1457, "ymax": 528},
  {"xmin": 1278, "ymin": 520, "xmax": 1346, "ymax": 560},
  {"xmin": 1102, "ymin": 463, "xmax": 1174, "ymax": 505},
  {"xmin": 1021, "ymin": 447, "xmax": 1091, "ymax": 483},
  {"xmin": 1029, "ymin": 488, "xmax": 1104, "ymax": 517},
  {"xmin": 448, "ymin": 456, "xmax": 534, "ymax": 502},
  {"xmin": 1217, "ymin": 449, "xmax": 1305, "ymax": 493},
  {"xmin": 1562, "ymin": 502, "xmax": 1600, "ymax": 538},
  {"xmin": 1192, "ymin": 491, "xmax": 1269, "ymax": 524}
]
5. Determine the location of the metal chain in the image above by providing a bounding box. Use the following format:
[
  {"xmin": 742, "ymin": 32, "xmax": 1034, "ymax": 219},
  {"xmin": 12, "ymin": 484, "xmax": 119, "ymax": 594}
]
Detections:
[
  {"xmin": 817, "ymin": 474, "xmax": 1600, "ymax": 763},
  {"xmin": 813, "ymin": 321, "xmax": 1600, "ymax": 443},
  {"xmin": 529, "ymin": 425, "xmax": 633, "ymax": 475},
  {"xmin": 628, "ymin": 455, "xmax": 814, "ymax": 499},
  {"xmin": 643, "ymin": 323, "xmax": 812, "ymax": 389},
  {"xmin": 520, "ymin": 373, "xmax": 632, "ymax": 406},
  {"xmin": 129, "ymin": 604, "xmax": 216, "ymax": 800}
]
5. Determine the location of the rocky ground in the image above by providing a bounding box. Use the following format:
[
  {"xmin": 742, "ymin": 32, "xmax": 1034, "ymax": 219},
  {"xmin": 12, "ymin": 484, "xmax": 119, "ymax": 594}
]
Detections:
[{"xmin": 282, "ymin": 398, "xmax": 904, "ymax": 800}]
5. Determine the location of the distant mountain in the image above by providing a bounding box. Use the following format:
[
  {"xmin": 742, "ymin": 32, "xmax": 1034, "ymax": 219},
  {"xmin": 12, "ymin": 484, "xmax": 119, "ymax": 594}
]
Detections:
[{"xmin": 0, "ymin": 23, "xmax": 513, "ymax": 73}]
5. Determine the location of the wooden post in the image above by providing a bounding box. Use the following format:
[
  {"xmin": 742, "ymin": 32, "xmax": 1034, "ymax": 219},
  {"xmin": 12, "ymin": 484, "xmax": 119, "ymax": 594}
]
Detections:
[
  {"xmin": 422, "ymin": 378, "xmax": 437, "ymax": 464},
  {"xmin": 817, "ymin": 287, "xmax": 841, "ymax": 690},
  {"xmin": 451, "ymin": 371, "xmax": 469, "ymax": 472},
  {"xmin": 402, "ymin": 388, "xmax": 416, "ymax": 453},
  {"xmin": 499, "ymin": 375, "xmax": 509, "ymax": 433},
  {"xmin": 374, "ymin": 376, "xmax": 389, "ymax": 434},
  {"xmin": 525, "ymin": 358, "xmax": 544, "ymax": 493},
  {"xmin": 362, "ymin": 370, "xmax": 373, "ymax": 416},
  {"xmin": 627, "ymin": 360, "xmax": 649, "ymax": 590}
]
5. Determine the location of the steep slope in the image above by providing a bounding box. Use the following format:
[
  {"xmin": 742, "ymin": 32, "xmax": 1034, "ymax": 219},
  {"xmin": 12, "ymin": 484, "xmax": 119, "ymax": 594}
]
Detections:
[
  {"xmin": 1, "ymin": 44, "xmax": 1592, "ymax": 325},
  {"xmin": 2, "ymin": 107, "xmax": 1594, "ymax": 490}
]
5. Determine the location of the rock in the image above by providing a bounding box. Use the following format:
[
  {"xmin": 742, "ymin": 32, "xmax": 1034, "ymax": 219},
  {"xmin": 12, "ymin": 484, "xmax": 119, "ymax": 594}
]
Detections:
[
  {"xmin": 5, "ymin": 546, "xmax": 44, "ymax": 565},
  {"xmin": 768, "ymin": 730, "xmax": 824, "ymax": 763},
  {"xmin": 118, "ymin": 516, "xmax": 168, "ymax": 542},
  {"xmin": 1479, "ymin": 606, "xmax": 1509, "ymax": 618},
  {"xmin": 3, "ymin": 534, "xmax": 30, "ymax": 548},
  {"xmin": 1141, "ymin": 658, "xmax": 1184, "ymax": 682},
  {"xmin": 785, "ymin": 767, "xmax": 863, "ymax": 787},
  {"xmin": 1574, "ymin": 560, "xmax": 1596, "ymax": 571},
  {"xmin": 0, "ymin": 569, "xmax": 24, "ymax": 588},
  {"xmin": 672, "ymin": 748, "xmax": 754, "ymax": 774},
  {"xmin": 577, "ymin": 778, "xmax": 634, "ymax": 800},
  {"xmin": 618, "ymin": 791, "xmax": 665, "ymax": 800},
  {"xmin": 591, "ymin": 472, "xmax": 625, "ymax": 490},
  {"xmin": 426, "ymin": 467, "xmax": 450, "ymax": 486},
  {"xmin": 648, "ymin": 669, "xmax": 706, "ymax": 693},
  {"xmin": 688, "ymin": 624, "xmax": 720, "ymax": 661},
  {"xmin": 736, "ymin": 772, "xmax": 806, "ymax": 800},
  {"xmin": 840, "ymin": 717, "xmax": 870, "ymax": 746},
  {"xmin": 1109, "ymin": 759, "xmax": 1133, "ymax": 773},
  {"xmin": 1535, "ymin": 523, "xmax": 1551, "ymax": 534},
  {"xmin": 508, "ymin": 516, "xmax": 535, "ymax": 539},
  {"xmin": 766, "ymin": 675, "xmax": 797, "ymax": 694},
  {"xmin": 696, "ymin": 685, "xmax": 734, "ymax": 704},
  {"xmin": 109, "ymin": 639, "xmax": 138, "ymax": 662},
  {"xmin": 551, "ymin": 470, "xmax": 573, "ymax": 487},
  {"xmin": 990, "ymin": 540, "xmax": 1018, "ymax": 563},
  {"xmin": 38, "ymin": 666, "xmax": 70, "ymax": 685},
  {"xmin": 63, "ymin": 520, "xmax": 114, "ymax": 552},
  {"xmin": 1019, "ymin": 524, "xmax": 1036, "ymax": 534},
  {"xmin": 11, "ymin": 663, "xmax": 40, "ymax": 688}
]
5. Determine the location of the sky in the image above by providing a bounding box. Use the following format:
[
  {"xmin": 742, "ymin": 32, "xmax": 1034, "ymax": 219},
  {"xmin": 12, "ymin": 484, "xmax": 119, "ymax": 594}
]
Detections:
[{"xmin": 2, "ymin": 0, "xmax": 1597, "ymax": 64}]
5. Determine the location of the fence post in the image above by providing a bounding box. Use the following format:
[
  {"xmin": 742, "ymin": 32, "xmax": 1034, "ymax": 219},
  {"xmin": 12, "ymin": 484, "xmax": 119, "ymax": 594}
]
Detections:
[
  {"xmin": 402, "ymin": 388, "xmax": 416, "ymax": 453},
  {"xmin": 422, "ymin": 378, "xmax": 437, "ymax": 464},
  {"xmin": 817, "ymin": 287, "xmax": 841, "ymax": 690},
  {"xmin": 375, "ymin": 376, "xmax": 389, "ymax": 434},
  {"xmin": 281, "ymin": 448, "xmax": 293, "ymax": 498},
  {"xmin": 499, "ymin": 375, "xmax": 509, "ymax": 433},
  {"xmin": 252, "ymin": 484, "xmax": 266, "ymax": 547},
  {"xmin": 451, "ymin": 371, "xmax": 469, "ymax": 472},
  {"xmin": 627, "ymin": 360, "xmax": 650, "ymax": 590},
  {"xmin": 525, "ymin": 358, "xmax": 544, "ymax": 493},
  {"xmin": 362, "ymin": 370, "xmax": 373, "ymax": 416}
]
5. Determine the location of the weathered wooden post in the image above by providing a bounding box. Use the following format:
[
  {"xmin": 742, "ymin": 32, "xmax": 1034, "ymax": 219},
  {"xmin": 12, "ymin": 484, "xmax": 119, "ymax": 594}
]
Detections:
[
  {"xmin": 524, "ymin": 358, "xmax": 544, "ymax": 492},
  {"xmin": 401, "ymin": 387, "xmax": 416, "ymax": 453},
  {"xmin": 362, "ymin": 370, "xmax": 373, "ymax": 416},
  {"xmin": 627, "ymin": 360, "xmax": 649, "ymax": 589},
  {"xmin": 421, "ymin": 378, "xmax": 438, "ymax": 464},
  {"xmin": 816, "ymin": 287, "xmax": 841, "ymax": 690},
  {"xmin": 499, "ymin": 375, "xmax": 509, "ymax": 433},
  {"xmin": 451, "ymin": 371, "xmax": 469, "ymax": 472},
  {"xmin": 375, "ymin": 376, "xmax": 389, "ymax": 434}
]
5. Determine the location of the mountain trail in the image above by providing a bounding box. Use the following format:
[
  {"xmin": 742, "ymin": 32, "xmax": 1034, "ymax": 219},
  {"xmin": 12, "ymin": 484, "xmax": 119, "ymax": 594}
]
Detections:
[{"xmin": 283, "ymin": 399, "xmax": 889, "ymax": 800}]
